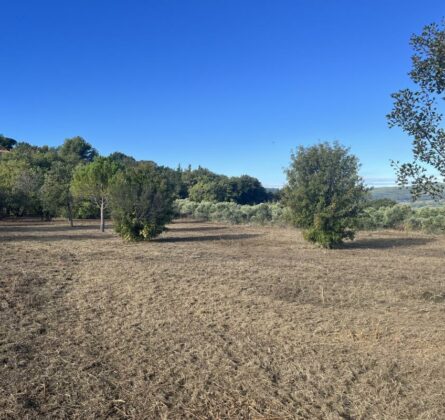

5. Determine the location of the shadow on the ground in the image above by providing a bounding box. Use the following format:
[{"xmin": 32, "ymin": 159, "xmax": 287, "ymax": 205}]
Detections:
[
  {"xmin": 342, "ymin": 236, "xmax": 434, "ymax": 250},
  {"xmin": 168, "ymin": 226, "xmax": 227, "ymax": 233},
  {"xmin": 0, "ymin": 224, "xmax": 112, "ymax": 233},
  {"xmin": 0, "ymin": 233, "xmax": 114, "ymax": 242},
  {"xmin": 155, "ymin": 233, "xmax": 261, "ymax": 243},
  {"xmin": 171, "ymin": 218, "xmax": 209, "ymax": 224}
]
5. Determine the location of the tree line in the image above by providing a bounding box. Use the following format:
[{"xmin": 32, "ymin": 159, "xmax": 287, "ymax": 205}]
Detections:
[
  {"xmin": 0, "ymin": 135, "xmax": 369, "ymax": 246},
  {"xmin": 0, "ymin": 136, "xmax": 276, "ymax": 239}
]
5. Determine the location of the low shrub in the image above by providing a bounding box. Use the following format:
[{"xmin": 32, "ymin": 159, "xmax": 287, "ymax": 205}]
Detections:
[
  {"xmin": 359, "ymin": 204, "xmax": 445, "ymax": 233},
  {"xmin": 114, "ymin": 215, "xmax": 166, "ymax": 241},
  {"xmin": 382, "ymin": 205, "xmax": 413, "ymax": 228},
  {"xmin": 177, "ymin": 199, "xmax": 445, "ymax": 235},
  {"xmin": 175, "ymin": 199, "xmax": 288, "ymax": 226}
]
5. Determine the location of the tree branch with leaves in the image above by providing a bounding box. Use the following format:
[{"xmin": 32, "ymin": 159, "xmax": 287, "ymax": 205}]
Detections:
[{"xmin": 387, "ymin": 20, "xmax": 445, "ymax": 200}]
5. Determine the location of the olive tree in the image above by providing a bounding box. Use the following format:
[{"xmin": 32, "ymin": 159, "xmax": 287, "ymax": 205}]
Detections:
[
  {"xmin": 284, "ymin": 142, "xmax": 368, "ymax": 248},
  {"xmin": 387, "ymin": 20, "xmax": 445, "ymax": 199}
]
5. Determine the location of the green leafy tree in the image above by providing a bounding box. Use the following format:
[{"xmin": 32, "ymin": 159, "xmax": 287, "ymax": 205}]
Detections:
[
  {"xmin": 110, "ymin": 162, "xmax": 175, "ymax": 240},
  {"xmin": 0, "ymin": 135, "xmax": 17, "ymax": 150},
  {"xmin": 12, "ymin": 142, "xmax": 58, "ymax": 170},
  {"xmin": 180, "ymin": 166, "xmax": 218, "ymax": 195},
  {"xmin": 41, "ymin": 162, "xmax": 76, "ymax": 225},
  {"xmin": 71, "ymin": 157, "xmax": 120, "ymax": 231},
  {"xmin": 387, "ymin": 20, "xmax": 445, "ymax": 199},
  {"xmin": 189, "ymin": 180, "xmax": 228, "ymax": 202},
  {"xmin": 58, "ymin": 136, "xmax": 97, "ymax": 165},
  {"xmin": 0, "ymin": 155, "xmax": 44, "ymax": 217},
  {"xmin": 232, "ymin": 175, "xmax": 268, "ymax": 205},
  {"xmin": 178, "ymin": 166, "xmax": 270, "ymax": 204},
  {"xmin": 108, "ymin": 151, "xmax": 137, "ymax": 167},
  {"xmin": 366, "ymin": 198, "xmax": 397, "ymax": 209},
  {"xmin": 1, "ymin": 143, "xmax": 58, "ymax": 224},
  {"xmin": 284, "ymin": 142, "xmax": 368, "ymax": 248}
]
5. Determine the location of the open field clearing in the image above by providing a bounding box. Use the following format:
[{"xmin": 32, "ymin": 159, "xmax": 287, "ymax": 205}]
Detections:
[{"xmin": 1, "ymin": 219, "xmax": 445, "ymax": 419}]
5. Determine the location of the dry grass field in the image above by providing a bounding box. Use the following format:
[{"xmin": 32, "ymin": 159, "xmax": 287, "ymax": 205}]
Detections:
[{"xmin": 1, "ymin": 219, "xmax": 445, "ymax": 419}]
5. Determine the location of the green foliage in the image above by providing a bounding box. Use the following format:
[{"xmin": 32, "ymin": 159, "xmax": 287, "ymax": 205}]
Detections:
[
  {"xmin": 0, "ymin": 135, "xmax": 270, "ymax": 225},
  {"xmin": 0, "ymin": 151, "xmax": 45, "ymax": 217},
  {"xmin": 233, "ymin": 175, "xmax": 269, "ymax": 205},
  {"xmin": 179, "ymin": 198, "xmax": 445, "ymax": 235},
  {"xmin": 113, "ymin": 215, "xmax": 165, "ymax": 241},
  {"xmin": 71, "ymin": 157, "xmax": 120, "ymax": 230},
  {"xmin": 189, "ymin": 180, "xmax": 229, "ymax": 202},
  {"xmin": 283, "ymin": 142, "xmax": 368, "ymax": 248},
  {"xmin": 58, "ymin": 137, "xmax": 98, "ymax": 165},
  {"xmin": 358, "ymin": 204, "xmax": 445, "ymax": 233},
  {"xmin": 382, "ymin": 204, "xmax": 413, "ymax": 228},
  {"xmin": 71, "ymin": 157, "xmax": 119, "ymax": 206},
  {"xmin": 387, "ymin": 20, "xmax": 445, "ymax": 200},
  {"xmin": 176, "ymin": 199, "xmax": 289, "ymax": 226},
  {"xmin": 0, "ymin": 135, "xmax": 17, "ymax": 150},
  {"xmin": 40, "ymin": 162, "xmax": 75, "ymax": 222},
  {"xmin": 366, "ymin": 198, "xmax": 398, "ymax": 209},
  {"xmin": 179, "ymin": 166, "xmax": 269, "ymax": 204},
  {"xmin": 108, "ymin": 151, "xmax": 137, "ymax": 167},
  {"xmin": 110, "ymin": 163, "xmax": 175, "ymax": 240}
]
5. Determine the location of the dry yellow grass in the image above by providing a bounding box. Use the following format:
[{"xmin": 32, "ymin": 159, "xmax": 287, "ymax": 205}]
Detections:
[{"xmin": 1, "ymin": 219, "xmax": 445, "ymax": 419}]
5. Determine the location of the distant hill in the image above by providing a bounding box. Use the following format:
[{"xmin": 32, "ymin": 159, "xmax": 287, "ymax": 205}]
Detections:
[
  {"xmin": 370, "ymin": 186, "xmax": 413, "ymax": 202},
  {"xmin": 265, "ymin": 187, "xmax": 280, "ymax": 193},
  {"xmin": 370, "ymin": 186, "xmax": 445, "ymax": 207}
]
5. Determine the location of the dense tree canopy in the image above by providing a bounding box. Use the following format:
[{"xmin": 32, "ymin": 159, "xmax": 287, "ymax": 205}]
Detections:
[
  {"xmin": 184, "ymin": 168, "xmax": 270, "ymax": 204},
  {"xmin": 71, "ymin": 157, "xmax": 120, "ymax": 231},
  {"xmin": 284, "ymin": 142, "xmax": 368, "ymax": 248},
  {"xmin": 41, "ymin": 162, "xmax": 76, "ymax": 225},
  {"xmin": 0, "ymin": 134, "xmax": 273, "ymax": 240},
  {"xmin": 110, "ymin": 162, "xmax": 176, "ymax": 240},
  {"xmin": 388, "ymin": 20, "xmax": 445, "ymax": 199},
  {"xmin": 0, "ymin": 135, "xmax": 17, "ymax": 150},
  {"xmin": 58, "ymin": 137, "xmax": 98, "ymax": 164}
]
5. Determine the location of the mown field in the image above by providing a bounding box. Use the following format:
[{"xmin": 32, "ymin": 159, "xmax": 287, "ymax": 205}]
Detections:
[{"xmin": 1, "ymin": 219, "xmax": 445, "ymax": 419}]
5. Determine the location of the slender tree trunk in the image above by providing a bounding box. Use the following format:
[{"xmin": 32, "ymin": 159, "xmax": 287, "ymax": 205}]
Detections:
[
  {"xmin": 100, "ymin": 200, "xmax": 105, "ymax": 232},
  {"xmin": 68, "ymin": 201, "xmax": 74, "ymax": 227}
]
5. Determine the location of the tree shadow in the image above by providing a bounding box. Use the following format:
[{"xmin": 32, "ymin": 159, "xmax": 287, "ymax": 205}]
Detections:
[
  {"xmin": 167, "ymin": 226, "xmax": 227, "ymax": 233},
  {"xmin": 0, "ymin": 224, "xmax": 104, "ymax": 233},
  {"xmin": 154, "ymin": 233, "xmax": 261, "ymax": 243},
  {"xmin": 0, "ymin": 221, "xmax": 113, "ymax": 234},
  {"xmin": 0, "ymin": 233, "xmax": 114, "ymax": 242},
  {"xmin": 342, "ymin": 236, "xmax": 434, "ymax": 250},
  {"xmin": 171, "ymin": 218, "xmax": 208, "ymax": 224}
]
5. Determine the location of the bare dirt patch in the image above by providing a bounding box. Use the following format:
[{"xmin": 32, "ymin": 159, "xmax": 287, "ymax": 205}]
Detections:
[{"xmin": 1, "ymin": 219, "xmax": 445, "ymax": 418}]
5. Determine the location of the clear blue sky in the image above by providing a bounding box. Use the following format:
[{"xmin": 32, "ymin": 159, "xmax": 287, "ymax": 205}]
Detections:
[{"xmin": 1, "ymin": 1, "xmax": 444, "ymax": 187}]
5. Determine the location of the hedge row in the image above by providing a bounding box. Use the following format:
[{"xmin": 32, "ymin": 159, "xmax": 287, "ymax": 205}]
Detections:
[
  {"xmin": 358, "ymin": 205, "xmax": 445, "ymax": 233},
  {"xmin": 176, "ymin": 199, "xmax": 445, "ymax": 234},
  {"xmin": 175, "ymin": 199, "xmax": 290, "ymax": 225}
]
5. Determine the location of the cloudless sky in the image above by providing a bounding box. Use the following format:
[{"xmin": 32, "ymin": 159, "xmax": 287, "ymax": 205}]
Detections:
[{"xmin": 1, "ymin": 0, "xmax": 444, "ymax": 187}]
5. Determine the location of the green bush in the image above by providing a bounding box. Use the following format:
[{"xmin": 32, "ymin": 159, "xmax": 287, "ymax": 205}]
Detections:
[
  {"xmin": 114, "ymin": 215, "xmax": 165, "ymax": 241},
  {"xmin": 358, "ymin": 204, "xmax": 445, "ymax": 233},
  {"xmin": 175, "ymin": 199, "xmax": 287, "ymax": 226},
  {"xmin": 382, "ymin": 205, "xmax": 413, "ymax": 228},
  {"xmin": 365, "ymin": 198, "xmax": 398, "ymax": 209},
  {"xmin": 111, "ymin": 163, "xmax": 175, "ymax": 241},
  {"xmin": 420, "ymin": 215, "xmax": 445, "ymax": 233},
  {"xmin": 178, "ymin": 198, "xmax": 445, "ymax": 236}
]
